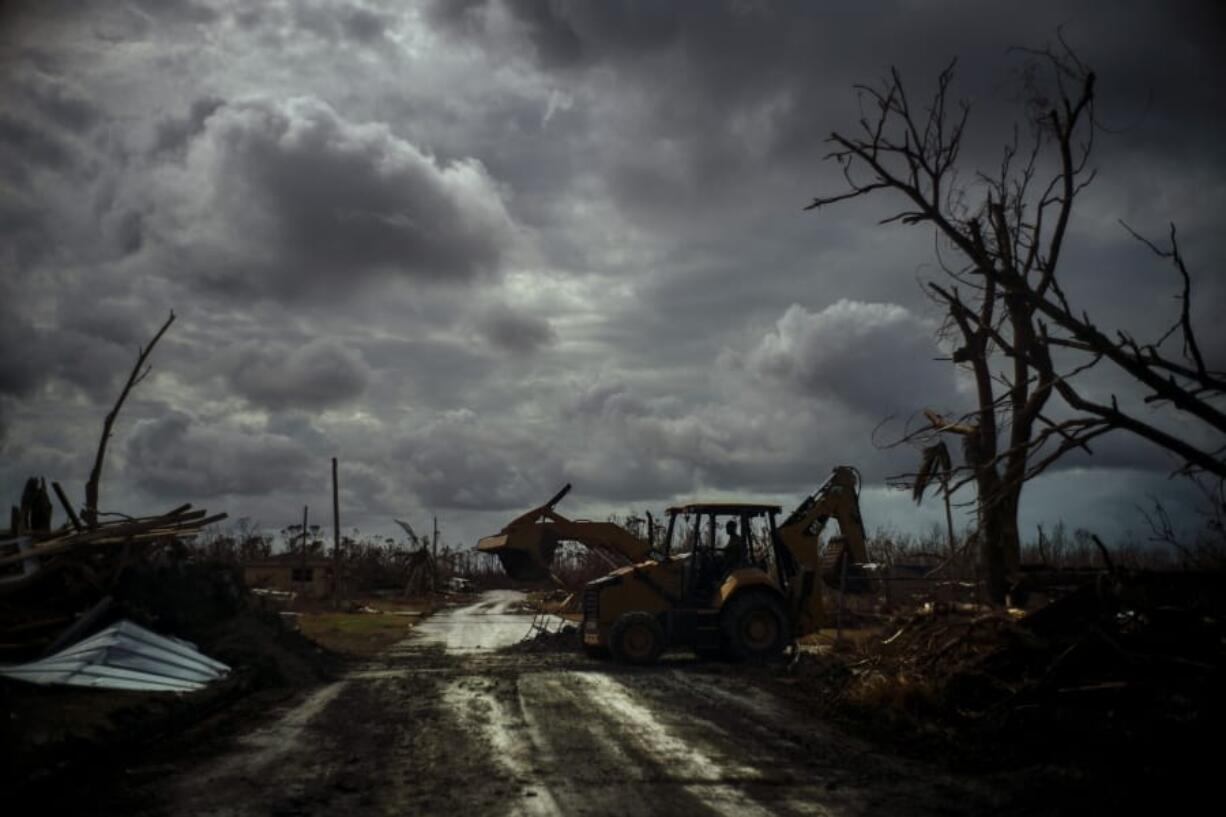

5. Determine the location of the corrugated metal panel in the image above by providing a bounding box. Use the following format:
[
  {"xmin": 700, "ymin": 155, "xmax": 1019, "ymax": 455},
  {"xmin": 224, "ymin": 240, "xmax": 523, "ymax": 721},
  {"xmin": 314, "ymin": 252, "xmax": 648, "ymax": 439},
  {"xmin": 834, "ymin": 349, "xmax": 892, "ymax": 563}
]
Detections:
[{"xmin": 0, "ymin": 619, "xmax": 230, "ymax": 692}]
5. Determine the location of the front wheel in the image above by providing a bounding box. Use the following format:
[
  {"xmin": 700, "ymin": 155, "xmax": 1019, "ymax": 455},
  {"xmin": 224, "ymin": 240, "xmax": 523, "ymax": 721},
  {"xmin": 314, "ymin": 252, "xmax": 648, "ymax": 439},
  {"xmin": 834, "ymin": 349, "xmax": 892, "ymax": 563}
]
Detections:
[
  {"xmin": 610, "ymin": 612, "xmax": 666, "ymax": 665},
  {"xmin": 722, "ymin": 592, "xmax": 790, "ymax": 663}
]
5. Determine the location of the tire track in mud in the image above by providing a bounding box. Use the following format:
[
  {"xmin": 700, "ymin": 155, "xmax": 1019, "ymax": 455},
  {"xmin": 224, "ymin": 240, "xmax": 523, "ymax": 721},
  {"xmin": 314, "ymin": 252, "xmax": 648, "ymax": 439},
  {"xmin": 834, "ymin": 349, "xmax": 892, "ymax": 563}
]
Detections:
[
  {"xmin": 443, "ymin": 667, "xmax": 736, "ymax": 817},
  {"xmin": 440, "ymin": 665, "xmax": 984, "ymax": 817}
]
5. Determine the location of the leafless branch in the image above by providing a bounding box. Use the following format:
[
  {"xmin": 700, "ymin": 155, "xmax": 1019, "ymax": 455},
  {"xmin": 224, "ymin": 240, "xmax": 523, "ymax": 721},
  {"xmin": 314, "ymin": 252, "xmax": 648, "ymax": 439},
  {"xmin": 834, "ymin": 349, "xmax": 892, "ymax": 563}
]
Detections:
[{"xmin": 83, "ymin": 311, "xmax": 176, "ymax": 528}]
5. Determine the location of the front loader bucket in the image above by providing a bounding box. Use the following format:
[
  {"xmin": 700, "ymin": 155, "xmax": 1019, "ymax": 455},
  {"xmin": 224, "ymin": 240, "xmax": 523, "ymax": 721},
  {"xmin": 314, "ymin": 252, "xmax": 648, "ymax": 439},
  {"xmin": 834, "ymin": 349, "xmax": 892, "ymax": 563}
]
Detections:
[{"xmin": 477, "ymin": 525, "xmax": 561, "ymax": 582}]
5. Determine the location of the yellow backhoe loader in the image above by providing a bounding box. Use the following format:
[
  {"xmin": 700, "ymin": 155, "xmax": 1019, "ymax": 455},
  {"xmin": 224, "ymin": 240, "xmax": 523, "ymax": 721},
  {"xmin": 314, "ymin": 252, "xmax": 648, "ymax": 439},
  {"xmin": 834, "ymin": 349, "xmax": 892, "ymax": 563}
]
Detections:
[{"xmin": 477, "ymin": 466, "xmax": 869, "ymax": 664}]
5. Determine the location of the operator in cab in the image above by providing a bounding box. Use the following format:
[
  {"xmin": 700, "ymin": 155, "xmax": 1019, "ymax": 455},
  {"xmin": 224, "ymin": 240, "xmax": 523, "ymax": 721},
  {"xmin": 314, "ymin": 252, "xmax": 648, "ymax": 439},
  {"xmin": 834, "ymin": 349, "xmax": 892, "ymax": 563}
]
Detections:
[{"xmin": 721, "ymin": 519, "xmax": 745, "ymax": 570}]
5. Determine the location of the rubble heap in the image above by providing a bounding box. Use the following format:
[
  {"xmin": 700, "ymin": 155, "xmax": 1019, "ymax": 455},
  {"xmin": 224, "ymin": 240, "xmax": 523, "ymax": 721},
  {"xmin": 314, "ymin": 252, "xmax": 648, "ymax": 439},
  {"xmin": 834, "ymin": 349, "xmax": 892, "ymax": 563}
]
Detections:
[
  {"xmin": 795, "ymin": 568, "xmax": 1225, "ymax": 771},
  {"xmin": 1, "ymin": 480, "xmax": 226, "ymax": 661}
]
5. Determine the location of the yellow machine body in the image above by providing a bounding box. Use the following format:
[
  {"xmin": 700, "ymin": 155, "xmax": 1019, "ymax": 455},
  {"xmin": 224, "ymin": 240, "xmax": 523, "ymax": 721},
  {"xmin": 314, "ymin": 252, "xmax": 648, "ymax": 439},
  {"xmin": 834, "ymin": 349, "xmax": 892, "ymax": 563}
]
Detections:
[{"xmin": 478, "ymin": 467, "xmax": 868, "ymax": 663}]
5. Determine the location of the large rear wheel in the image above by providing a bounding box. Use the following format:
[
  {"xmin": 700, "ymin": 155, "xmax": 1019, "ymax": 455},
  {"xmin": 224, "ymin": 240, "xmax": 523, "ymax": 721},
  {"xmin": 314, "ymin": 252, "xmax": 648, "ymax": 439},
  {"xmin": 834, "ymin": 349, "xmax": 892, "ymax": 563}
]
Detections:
[
  {"xmin": 610, "ymin": 612, "xmax": 665, "ymax": 665},
  {"xmin": 722, "ymin": 592, "xmax": 790, "ymax": 663}
]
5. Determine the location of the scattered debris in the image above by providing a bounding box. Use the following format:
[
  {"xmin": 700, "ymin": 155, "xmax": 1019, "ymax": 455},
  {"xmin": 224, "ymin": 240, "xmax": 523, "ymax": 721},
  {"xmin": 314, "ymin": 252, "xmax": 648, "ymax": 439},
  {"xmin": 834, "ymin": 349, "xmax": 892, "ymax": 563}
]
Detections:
[
  {"xmin": 507, "ymin": 622, "xmax": 579, "ymax": 654},
  {"xmin": 250, "ymin": 587, "xmax": 297, "ymax": 602},
  {"xmin": 0, "ymin": 502, "xmax": 226, "ymax": 661},
  {"xmin": 788, "ymin": 568, "xmax": 1225, "ymax": 771}
]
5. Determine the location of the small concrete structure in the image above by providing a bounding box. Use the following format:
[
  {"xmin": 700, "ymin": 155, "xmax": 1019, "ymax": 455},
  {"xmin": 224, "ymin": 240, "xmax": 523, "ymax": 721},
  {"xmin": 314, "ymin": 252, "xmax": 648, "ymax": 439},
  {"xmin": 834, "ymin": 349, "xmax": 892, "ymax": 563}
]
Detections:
[{"xmin": 242, "ymin": 557, "xmax": 335, "ymax": 599}]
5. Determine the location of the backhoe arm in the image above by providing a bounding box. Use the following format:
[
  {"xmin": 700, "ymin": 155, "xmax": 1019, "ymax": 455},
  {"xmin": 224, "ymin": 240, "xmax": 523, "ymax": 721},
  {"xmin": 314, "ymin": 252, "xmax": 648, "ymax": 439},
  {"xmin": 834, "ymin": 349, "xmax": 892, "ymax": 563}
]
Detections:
[
  {"xmin": 778, "ymin": 466, "xmax": 867, "ymax": 565},
  {"xmin": 773, "ymin": 466, "xmax": 869, "ymax": 635}
]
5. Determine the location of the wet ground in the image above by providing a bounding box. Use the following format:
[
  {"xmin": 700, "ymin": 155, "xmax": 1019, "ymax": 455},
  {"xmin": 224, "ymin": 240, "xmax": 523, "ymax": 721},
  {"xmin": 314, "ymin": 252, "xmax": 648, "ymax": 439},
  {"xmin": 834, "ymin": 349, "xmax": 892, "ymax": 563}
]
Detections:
[{"xmin": 120, "ymin": 590, "xmax": 1007, "ymax": 816}]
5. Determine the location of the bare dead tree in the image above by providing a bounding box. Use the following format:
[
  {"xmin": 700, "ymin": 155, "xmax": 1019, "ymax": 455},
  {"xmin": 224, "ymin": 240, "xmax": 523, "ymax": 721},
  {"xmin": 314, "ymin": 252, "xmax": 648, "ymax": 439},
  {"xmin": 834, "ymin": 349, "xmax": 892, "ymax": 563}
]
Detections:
[
  {"xmin": 805, "ymin": 47, "xmax": 1095, "ymax": 601},
  {"xmin": 807, "ymin": 39, "xmax": 1223, "ymax": 599},
  {"xmin": 82, "ymin": 311, "xmax": 176, "ymax": 528}
]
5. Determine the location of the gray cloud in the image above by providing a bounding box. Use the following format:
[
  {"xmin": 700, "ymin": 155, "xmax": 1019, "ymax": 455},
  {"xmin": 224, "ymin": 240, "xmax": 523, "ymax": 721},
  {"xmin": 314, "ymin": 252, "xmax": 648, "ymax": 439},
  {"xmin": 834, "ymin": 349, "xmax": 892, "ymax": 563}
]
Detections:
[
  {"xmin": 737, "ymin": 300, "xmax": 956, "ymax": 415},
  {"xmin": 151, "ymin": 95, "xmax": 225, "ymax": 158},
  {"xmin": 393, "ymin": 409, "xmax": 560, "ymax": 510},
  {"xmin": 128, "ymin": 0, "xmax": 219, "ymax": 26},
  {"xmin": 0, "ymin": 312, "xmax": 46, "ymax": 398},
  {"xmin": 0, "ymin": 113, "xmax": 78, "ymax": 175},
  {"xmin": 225, "ymin": 338, "xmax": 372, "ymax": 411},
  {"xmin": 0, "ymin": 0, "xmax": 1221, "ymax": 548},
  {"xmin": 0, "ymin": 292, "xmax": 134, "ymax": 404},
  {"xmin": 16, "ymin": 71, "xmax": 101, "ymax": 133},
  {"xmin": 125, "ymin": 410, "xmax": 313, "ymax": 498},
  {"xmin": 477, "ymin": 304, "xmax": 557, "ymax": 354},
  {"xmin": 154, "ymin": 96, "xmax": 519, "ymax": 299},
  {"xmin": 567, "ymin": 380, "xmax": 650, "ymax": 421},
  {"xmin": 292, "ymin": 1, "xmax": 391, "ymax": 44}
]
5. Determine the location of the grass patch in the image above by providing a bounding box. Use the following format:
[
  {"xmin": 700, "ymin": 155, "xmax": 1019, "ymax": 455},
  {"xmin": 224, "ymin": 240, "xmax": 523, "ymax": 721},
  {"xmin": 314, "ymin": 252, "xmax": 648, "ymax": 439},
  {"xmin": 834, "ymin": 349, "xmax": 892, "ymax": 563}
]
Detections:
[{"xmin": 297, "ymin": 611, "xmax": 418, "ymax": 655}]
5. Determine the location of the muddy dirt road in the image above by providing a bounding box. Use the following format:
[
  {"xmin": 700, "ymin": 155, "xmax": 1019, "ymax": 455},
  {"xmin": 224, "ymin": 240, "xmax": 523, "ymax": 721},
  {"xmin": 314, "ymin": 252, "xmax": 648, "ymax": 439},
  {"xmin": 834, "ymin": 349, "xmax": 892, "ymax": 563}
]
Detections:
[{"xmin": 124, "ymin": 591, "xmax": 1003, "ymax": 816}]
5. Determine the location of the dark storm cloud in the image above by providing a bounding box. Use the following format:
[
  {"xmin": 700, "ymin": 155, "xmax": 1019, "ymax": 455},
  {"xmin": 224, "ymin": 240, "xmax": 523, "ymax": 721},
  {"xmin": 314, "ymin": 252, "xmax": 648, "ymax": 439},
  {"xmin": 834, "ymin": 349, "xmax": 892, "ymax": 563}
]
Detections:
[
  {"xmin": 0, "ymin": 113, "xmax": 78, "ymax": 175},
  {"xmin": 0, "ymin": 294, "xmax": 128, "ymax": 403},
  {"xmin": 423, "ymin": 0, "xmax": 485, "ymax": 37},
  {"xmin": 439, "ymin": 1, "xmax": 1226, "ymax": 210},
  {"xmin": 125, "ymin": 411, "xmax": 313, "ymax": 498},
  {"xmin": 0, "ymin": 0, "xmax": 1221, "ymax": 546},
  {"xmin": 292, "ymin": 1, "xmax": 391, "ymax": 44},
  {"xmin": 567, "ymin": 380, "xmax": 650, "ymax": 421},
  {"xmin": 357, "ymin": 333, "xmax": 501, "ymax": 411},
  {"xmin": 0, "ymin": 311, "xmax": 46, "ymax": 397},
  {"xmin": 393, "ymin": 410, "xmax": 560, "ymax": 510},
  {"xmin": 736, "ymin": 300, "xmax": 957, "ymax": 415},
  {"xmin": 150, "ymin": 95, "xmax": 225, "ymax": 158},
  {"xmin": 499, "ymin": 0, "xmax": 585, "ymax": 66},
  {"xmin": 225, "ymin": 338, "xmax": 372, "ymax": 411},
  {"xmin": 15, "ymin": 71, "xmax": 101, "ymax": 133},
  {"xmin": 0, "ymin": 288, "xmax": 170, "ymax": 408},
  {"xmin": 128, "ymin": 0, "xmax": 219, "ymax": 25},
  {"xmin": 113, "ymin": 209, "xmax": 144, "ymax": 255},
  {"xmin": 430, "ymin": 0, "xmax": 681, "ymax": 67},
  {"xmin": 162, "ymin": 96, "xmax": 518, "ymax": 299},
  {"xmin": 55, "ymin": 296, "xmax": 157, "ymax": 351},
  {"xmin": 0, "ymin": 189, "xmax": 52, "ymax": 268},
  {"xmin": 477, "ymin": 304, "xmax": 557, "ymax": 354}
]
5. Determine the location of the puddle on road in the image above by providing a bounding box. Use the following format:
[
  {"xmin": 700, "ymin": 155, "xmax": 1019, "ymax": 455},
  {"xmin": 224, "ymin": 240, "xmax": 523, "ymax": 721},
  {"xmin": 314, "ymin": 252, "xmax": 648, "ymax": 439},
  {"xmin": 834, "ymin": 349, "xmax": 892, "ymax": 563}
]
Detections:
[{"xmin": 412, "ymin": 590, "xmax": 564, "ymax": 654}]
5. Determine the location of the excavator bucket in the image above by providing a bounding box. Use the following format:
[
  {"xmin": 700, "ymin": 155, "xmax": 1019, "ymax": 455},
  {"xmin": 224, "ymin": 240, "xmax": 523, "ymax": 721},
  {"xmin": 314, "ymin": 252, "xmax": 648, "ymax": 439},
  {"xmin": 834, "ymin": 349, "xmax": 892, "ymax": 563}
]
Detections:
[
  {"xmin": 478, "ymin": 483, "xmax": 653, "ymax": 582},
  {"xmin": 477, "ymin": 524, "xmax": 561, "ymax": 582}
]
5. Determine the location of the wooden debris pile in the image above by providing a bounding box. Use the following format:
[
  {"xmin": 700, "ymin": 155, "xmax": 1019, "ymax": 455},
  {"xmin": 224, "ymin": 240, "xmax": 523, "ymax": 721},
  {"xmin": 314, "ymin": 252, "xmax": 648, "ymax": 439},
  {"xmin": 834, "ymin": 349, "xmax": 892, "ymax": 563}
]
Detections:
[
  {"xmin": 1, "ymin": 484, "xmax": 226, "ymax": 661},
  {"xmin": 806, "ymin": 569, "xmax": 1225, "ymax": 738}
]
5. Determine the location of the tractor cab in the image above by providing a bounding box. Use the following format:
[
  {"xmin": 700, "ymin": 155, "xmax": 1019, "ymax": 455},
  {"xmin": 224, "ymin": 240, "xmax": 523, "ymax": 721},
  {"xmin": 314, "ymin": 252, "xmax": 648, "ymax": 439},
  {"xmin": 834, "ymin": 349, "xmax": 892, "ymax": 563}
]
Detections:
[{"xmin": 661, "ymin": 503, "xmax": 783, "ymax": 603}]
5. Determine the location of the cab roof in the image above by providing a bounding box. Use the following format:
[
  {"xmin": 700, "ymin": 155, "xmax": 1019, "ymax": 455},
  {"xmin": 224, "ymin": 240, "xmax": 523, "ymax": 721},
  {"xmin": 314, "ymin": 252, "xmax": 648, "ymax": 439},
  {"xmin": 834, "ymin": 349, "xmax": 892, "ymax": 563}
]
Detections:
[{"xmin": 666, "ymin": 502, "xmax": 782, "ymax": 516}]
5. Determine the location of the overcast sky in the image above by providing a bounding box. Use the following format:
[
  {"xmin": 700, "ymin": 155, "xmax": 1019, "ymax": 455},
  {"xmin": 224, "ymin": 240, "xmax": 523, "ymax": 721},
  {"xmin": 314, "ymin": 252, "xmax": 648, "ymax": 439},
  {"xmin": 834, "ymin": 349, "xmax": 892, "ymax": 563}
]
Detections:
[{"xmin": 1, "ymin": 1, "xmax": 1222, "ymax": 550}]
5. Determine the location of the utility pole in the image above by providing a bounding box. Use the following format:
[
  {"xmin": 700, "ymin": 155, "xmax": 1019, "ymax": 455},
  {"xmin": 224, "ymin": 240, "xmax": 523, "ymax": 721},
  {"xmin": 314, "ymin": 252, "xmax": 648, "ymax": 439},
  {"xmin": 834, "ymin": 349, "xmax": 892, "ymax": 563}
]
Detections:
[
  {"xmin": 331, "ymin": 457, "xmax": 340, "ymax": 604},
  {"xmin": 300, "ymin": 505, "xmax": 309, "ymax": 565},
  {"xmin": 433, "ymin": 515, "xmax": 440, "ymax": 593}
]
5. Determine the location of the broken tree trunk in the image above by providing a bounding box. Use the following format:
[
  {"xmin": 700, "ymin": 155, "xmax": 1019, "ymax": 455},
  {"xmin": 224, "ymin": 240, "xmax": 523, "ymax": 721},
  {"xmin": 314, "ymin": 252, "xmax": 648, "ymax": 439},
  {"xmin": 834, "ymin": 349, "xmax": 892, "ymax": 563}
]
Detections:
[{"xmin": 83, "ymin": 311, "xmax": 175, "ymax": 528}]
